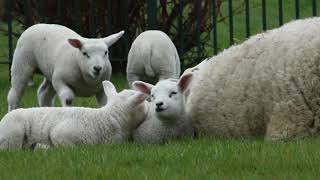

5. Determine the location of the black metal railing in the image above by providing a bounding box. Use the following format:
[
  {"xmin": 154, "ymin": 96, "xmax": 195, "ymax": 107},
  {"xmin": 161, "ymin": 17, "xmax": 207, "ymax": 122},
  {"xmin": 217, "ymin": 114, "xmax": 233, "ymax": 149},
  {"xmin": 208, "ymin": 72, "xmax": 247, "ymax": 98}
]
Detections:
[{"xmin": 1, "ymin": 0, "xmax": 320, "ymax": 78}]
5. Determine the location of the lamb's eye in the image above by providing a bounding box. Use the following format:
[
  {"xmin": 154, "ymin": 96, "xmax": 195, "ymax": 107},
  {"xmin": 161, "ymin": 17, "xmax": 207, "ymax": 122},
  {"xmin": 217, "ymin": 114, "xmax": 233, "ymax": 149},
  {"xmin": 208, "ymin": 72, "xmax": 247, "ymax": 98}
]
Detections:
[
  {"xmin": 104, "ymin": 50, "xmax": 108, "ymax": 56},
  {"xmin": 151, "ymin": 94, "xmax": 155, "ymax": 99},
  {"xmin": 169, "ymin": 91, "xmax": 177, "ymax": 98},
  {"xmin": 82, "ymin": 52, "xmax": 90, "ymax": 58}
]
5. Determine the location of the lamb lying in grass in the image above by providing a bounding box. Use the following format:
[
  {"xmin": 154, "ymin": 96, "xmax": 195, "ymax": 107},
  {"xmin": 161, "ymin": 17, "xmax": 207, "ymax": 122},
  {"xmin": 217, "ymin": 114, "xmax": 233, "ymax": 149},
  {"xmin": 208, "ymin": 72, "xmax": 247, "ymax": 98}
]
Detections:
[
  {"xmin": 8, "ymin": 24, "xmax": 124, "ymax": 111},
  {"xmin": 132, "ymin": 73, "xmax": 194, "ymax": 143},
  {"xmin": 187, "ymin": 17, "xmax": 320, "ymax": 140},
  {"xmin": 126, "ymin": 30, "xmax": 180, "ymax": 88},
  {"xmin": 0, "ymin": 81, "xmax": 148, "ymax": 150}
]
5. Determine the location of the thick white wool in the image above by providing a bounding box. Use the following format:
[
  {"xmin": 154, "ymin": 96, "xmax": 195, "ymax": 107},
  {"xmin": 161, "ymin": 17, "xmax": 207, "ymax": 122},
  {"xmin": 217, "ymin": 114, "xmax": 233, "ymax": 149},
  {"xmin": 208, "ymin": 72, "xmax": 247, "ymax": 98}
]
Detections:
[
  {"xmin": 126, "ymin": 30, "xmax": 180, "ymax": 88},
  {"xmin": 0, "ymin": 81, "xmax": 147, "ymax": 150},
  {"xmin": 7, "ymin": 24, "xmax": 124, "ymax": 111},
  {"xmin": 187, "ymin": 17, "xmax": 320, "ymax": 140}
]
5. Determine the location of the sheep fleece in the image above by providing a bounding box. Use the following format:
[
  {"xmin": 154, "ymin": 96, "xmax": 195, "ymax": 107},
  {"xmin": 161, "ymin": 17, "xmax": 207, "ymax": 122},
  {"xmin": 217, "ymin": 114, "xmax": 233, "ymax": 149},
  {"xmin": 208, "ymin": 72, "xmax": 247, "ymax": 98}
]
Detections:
[{"xmin": 187, "ymin": 17, "xmax": 320, "ymax": 140}]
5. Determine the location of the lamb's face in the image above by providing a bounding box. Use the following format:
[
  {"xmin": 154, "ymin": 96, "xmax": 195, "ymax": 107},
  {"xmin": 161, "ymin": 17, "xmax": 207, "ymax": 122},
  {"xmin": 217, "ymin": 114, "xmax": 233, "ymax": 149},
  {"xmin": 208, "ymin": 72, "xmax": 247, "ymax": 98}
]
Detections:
[
  {"xmin": 68, "ymin": 31, "xmax": 124, "ymax": 80},
  {"xmin": 133, "ymin": 73, "xmax": 194, "ymax": 123},
  {"xmin": 150, "ymin": 80, "xmax": 184, "ymax": 122},
  {"xmin": 70, "ymin": 41, "xmax": 108, "ymax": 80}
]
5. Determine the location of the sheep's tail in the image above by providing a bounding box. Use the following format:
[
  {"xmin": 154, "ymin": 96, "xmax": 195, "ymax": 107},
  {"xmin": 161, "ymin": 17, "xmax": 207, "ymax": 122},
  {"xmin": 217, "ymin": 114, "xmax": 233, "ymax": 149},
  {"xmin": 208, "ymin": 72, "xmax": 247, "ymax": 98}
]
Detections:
[{"xmin": 144, "ymin": 46, "xmax": 155, "ymax": 77}]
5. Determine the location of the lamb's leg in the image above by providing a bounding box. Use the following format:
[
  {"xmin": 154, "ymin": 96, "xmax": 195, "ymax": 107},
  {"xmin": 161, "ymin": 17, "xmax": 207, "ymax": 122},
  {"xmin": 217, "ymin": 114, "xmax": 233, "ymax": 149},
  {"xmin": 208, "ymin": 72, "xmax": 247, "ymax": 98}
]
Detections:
[
  {"xmin": 96, "ymin": 89, "xmax": 107, "ymax": 107},
  {"xmin": 265, "ymin": 101, "xmax": 314, "ymax": 141},
  {"xmin": 37, "ymin": 78, "xmax": 56, "ymax": 107},
  {"xmin": 127, "ymin": 72, "xmax": 141, "ymax": 89},
  {"xmin": 7, "ymin": 61, "xmax": 35, "ymax": 112},
  {"xmin": 52, "ymin": 76, "xmax": 75, "ymax": 107}
]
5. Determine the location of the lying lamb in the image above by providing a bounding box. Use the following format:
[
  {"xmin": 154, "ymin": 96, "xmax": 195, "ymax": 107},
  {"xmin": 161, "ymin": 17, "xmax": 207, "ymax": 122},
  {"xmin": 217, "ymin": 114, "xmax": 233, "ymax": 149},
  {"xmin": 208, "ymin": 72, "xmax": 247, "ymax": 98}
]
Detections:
[
  {"xmin": 187, "ymin": 17, "xmax": 320, "ymax": 140},
  {"xmin": 0, "ymin": 81, "xmax": 148, "ymax": 150},
  {"xmin": 8, "ymin": 23, "xmax": 124, "ymax": 111},
  {"xmin": 126, "ymin": 30, "xmax": 180, "ymax": 88},
  {"xmin": 132, "ymin": 73, "xmax": 194, "ymax": 143}
]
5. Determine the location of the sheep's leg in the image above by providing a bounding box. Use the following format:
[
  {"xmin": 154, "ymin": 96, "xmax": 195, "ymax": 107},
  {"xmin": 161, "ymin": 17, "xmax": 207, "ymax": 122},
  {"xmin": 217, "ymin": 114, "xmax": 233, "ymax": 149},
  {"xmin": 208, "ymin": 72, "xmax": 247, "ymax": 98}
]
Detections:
[
  {"xmin": 265, "ymin": 101, "xmax": 313, "ymax": 141},
  {"xmin": 37, "ymin": 78, "xmax": 56, "ymax": 107},
  {"xmin": 52, "ymin": 77, "xmax": 75, "ymax": 107},
  {"xmin": 127, "ymin": 72, "xmax": 141, "ymax": 89},
  {"xmin": 7, "ymin": 61, "xmax": 35, "ymax": 112},
  {"xmin": 96, "ymin": 89, "xmax": 107, "ymax": 107}
]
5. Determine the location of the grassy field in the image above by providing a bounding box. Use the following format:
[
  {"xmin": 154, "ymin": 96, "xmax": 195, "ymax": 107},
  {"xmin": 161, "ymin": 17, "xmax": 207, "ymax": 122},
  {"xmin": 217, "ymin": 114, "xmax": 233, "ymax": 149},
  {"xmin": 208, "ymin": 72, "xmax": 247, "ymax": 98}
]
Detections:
[{"xmin": 1, "ymin": 0, "xmax": 320, "ymax": 179}]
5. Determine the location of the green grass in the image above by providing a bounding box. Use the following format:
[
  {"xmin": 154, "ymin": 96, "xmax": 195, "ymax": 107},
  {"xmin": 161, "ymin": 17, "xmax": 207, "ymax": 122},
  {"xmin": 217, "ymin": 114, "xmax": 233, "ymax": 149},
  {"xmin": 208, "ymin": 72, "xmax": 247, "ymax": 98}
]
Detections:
[{"xmin": 1, "ymin": 1, "xmax": 320, "ymax": 179}]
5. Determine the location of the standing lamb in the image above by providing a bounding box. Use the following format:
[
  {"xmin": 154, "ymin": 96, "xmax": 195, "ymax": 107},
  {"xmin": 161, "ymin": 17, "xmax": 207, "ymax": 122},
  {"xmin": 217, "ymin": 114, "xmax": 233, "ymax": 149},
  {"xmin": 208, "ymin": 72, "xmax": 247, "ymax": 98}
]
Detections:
[
  {"xmin": 187, "ymin": 17, "xmax": 320, "ymax": 141},
  {"xmin": 7, "ymin": 24, "xmax": 124, "ymax": 111},
  {"xmin": 126, "ymin": 30, "xmax": 180, "ymax": 88},
  {"xmin": 0, "ymin": 81, "xmax": 148, "ymax": 150},
  {"xmin": 132, "ymin": 73, "xmax": 194, "ymax": 143}
]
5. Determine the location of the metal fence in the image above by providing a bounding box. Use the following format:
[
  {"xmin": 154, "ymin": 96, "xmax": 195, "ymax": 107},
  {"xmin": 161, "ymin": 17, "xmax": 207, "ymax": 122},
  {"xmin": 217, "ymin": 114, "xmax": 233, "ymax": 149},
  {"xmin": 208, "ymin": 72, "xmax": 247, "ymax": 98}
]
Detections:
[{"xmin": 1, "ymin": 0, "xmax": 319, "ymax": 77}]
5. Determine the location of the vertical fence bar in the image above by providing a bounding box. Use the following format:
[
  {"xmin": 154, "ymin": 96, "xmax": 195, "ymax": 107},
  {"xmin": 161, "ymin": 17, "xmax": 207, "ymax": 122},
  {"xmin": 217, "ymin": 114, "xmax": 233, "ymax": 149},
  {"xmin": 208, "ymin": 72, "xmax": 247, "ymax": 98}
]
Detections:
[
  {"xmin": 57, "ymin": 0, "xmax": 62, "ymax": 24},
  {"xmin": 179, "ymin": 0, "xmax": 184, "ymax": 57},
  {"xmin": 295, "ymin": 0, "xmax": 300, "ymax": 19},
  {"xmin": 313, "ymin": 0, "xmax": 317, "ymax": 16},
  {"xmin": 106, "ymin": 0, "xmax": 113, "ymax": 57},
  {"xmin": 74, "ymin": 0, "xmax": 81, "ymax": 33},
  {"xmin": 212, "ymin": 0, "xmax": 218, "ymax": 54},
  {"xmin": 262, "ymin": 0, "xmax": 266, "ymax": 31},
  {"xmin": 6, "ymin": 0, "xmax": 13, "ymax": 78},
  {"xmin": 245, "ymin": 0, "xmax": 250, "ymax": 38},
  {"xmin": 228, "ymin": 0, "xmax": 234, "ymax": 45},
  {"xmin": 278, "ymin": 0, "xmax": 283, "ymax": 26},
  {"xmin": 196, "ymin": 1, "xmax": 201, "ymax": 59},
  {"xmin": 122, "ymin": 0, "xmax": 129, "ymax": 69},
  {"xmin": 147, "ymin": 0, "xmax": 157, "ymax": 29},
  {"xmin": 89, "ymin": 0, "xmax": 97, "ymax": 37}
]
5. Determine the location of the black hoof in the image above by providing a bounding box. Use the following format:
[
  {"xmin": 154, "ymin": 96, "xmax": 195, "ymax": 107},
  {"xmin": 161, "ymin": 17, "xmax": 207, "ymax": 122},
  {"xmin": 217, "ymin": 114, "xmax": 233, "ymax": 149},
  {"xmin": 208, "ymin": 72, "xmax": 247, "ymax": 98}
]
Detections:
[{"xmin": 66, "ymin": 99, "xmax": 73, "ymax": 105}]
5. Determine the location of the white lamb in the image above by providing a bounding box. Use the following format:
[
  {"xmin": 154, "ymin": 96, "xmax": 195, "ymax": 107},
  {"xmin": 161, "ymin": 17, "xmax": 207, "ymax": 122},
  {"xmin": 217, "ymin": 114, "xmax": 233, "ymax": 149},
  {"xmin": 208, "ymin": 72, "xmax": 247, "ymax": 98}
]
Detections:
[
  {"xmin": 187, "ymin": 17, "xmax": 320, "ymax": 141},
  {"xmin": 0, "ymin": 81, "xmax": 148, "ymax": 150},
  {"xmin": 126, "ymin": 30, "xmax": 180, "ymax": 88},
  {"xmin": 132, "ymin": 73, "xmax": 194, "ymax": 143},
  {"xmin": 7, "ymin": 23, "xmax": 124, "ymax": 111}
]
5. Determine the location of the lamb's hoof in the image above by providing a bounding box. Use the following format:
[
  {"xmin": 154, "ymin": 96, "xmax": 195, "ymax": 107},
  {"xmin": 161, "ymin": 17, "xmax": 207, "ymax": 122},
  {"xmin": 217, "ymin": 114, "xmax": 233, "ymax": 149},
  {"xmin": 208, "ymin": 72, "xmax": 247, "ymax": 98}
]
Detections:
[{"xmin": 66, "ymin": 99, "xmax": 73, "ymax": 106}]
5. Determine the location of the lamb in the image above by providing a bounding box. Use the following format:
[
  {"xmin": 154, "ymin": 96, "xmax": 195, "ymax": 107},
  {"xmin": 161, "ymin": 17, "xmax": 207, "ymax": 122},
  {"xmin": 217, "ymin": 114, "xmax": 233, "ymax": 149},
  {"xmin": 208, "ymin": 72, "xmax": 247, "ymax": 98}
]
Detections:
[
  {"xmin": 126, "ymin": 30, "xmax": 180, "ymax": 88},
  {"xmin": 186, "ymin": 17, "xmax": 320, "ymax": 141},
  {"xmin": 0, "ymin": 81, "xmax": 148, "ymax": 150},
  {"xmin": 132, "ymin": 73, "xmax": 194, "ymax": 143},
  {"xmin": 7, "ymin": 23, "xmax": 124, "ymax": 111}
]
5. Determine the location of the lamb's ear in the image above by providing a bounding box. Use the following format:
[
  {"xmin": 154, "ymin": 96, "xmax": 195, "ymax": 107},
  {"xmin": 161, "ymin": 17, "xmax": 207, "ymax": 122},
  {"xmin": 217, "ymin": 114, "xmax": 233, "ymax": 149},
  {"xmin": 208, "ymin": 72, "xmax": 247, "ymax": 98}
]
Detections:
[
  {"xmin": 129, "ymin": 91, "xmax": 148, "ymax": 105},
  {"xmin": 132, "ymin": 81, "xmax": 154, "ymax": 95},
  {"xmin": 103, "ymin": 30, "xmax": 125, "ymax": 47},
  {"xmin": 178, "ymin": 73, "xmax": 193, "ymax": 93},
  {"xmin": 102, "ymin": 81, "xmax": 117, "ymax": 99},
  {"xmin": 68, "ymin": 39, "xmax": 83, "ymax": 49}
]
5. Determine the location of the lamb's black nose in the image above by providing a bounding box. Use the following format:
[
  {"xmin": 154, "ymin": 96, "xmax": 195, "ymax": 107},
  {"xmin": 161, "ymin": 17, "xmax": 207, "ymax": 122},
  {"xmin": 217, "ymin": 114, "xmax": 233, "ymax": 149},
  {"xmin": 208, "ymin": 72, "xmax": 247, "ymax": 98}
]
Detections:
[
  {"xmin": 156, "ymin": 102, "xmax": 163, "ymax": 107},
  {"xmin": 93, "ymin": 66, "xmax": 102, "ymax": 74}
]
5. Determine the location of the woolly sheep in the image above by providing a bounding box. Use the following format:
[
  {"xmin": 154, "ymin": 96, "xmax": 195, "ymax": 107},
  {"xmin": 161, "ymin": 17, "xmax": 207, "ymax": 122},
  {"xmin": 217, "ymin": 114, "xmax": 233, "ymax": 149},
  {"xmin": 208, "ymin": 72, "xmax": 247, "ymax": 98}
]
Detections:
[
  {"xmin": 126, "ymin": 30, "xmax": 180, "ymax": 88},
  {"xmin": 7, "ymin": 24, "xmax": 124, "ymax": 111},
  {"xmin": 0, "ymin": 81, "xmax": 148, "ymax": 150},
  {"xmin": 187, "ymin": 17, "xmax": 320, "ymax": 141},
  {"xmin": 132, "ymin": 73, "xmax": 194, "ymax": 143}
]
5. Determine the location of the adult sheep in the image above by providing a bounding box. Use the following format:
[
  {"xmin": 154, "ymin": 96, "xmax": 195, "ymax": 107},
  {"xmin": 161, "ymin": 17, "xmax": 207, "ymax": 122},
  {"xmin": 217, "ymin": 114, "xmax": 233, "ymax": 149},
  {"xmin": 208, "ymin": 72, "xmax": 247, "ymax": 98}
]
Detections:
[
  {"xmin": 7, "ymin": 24, "xmax": 124, "ymax": 111},
  {"xmin": 187, "ymin": 17, "xmax": 320, "ymax": 141},
  {"xmin": 0, "ymin": 81, "xmax": 148, "ymax": 150},
  {"xmin": 126, "ymin": 30, "xmax": 180, "ymax": 88}
]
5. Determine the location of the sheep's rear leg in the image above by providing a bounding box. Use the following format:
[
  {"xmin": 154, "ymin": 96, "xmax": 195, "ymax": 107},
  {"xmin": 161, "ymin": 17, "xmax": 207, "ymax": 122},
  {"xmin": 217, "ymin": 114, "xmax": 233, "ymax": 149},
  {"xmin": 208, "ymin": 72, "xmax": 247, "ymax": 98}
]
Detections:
[
  {"xmin": 37, "ymin": 78, "xmax": 56, "ymax": 107},
  {"xmin": 8, "ymin": 63, "xmax": 35, "ymax": 112}
]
